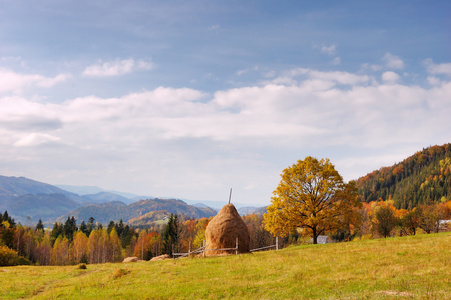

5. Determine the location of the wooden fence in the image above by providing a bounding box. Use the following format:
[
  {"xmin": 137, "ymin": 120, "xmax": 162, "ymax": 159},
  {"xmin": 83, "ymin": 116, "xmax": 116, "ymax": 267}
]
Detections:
[{"xmin": 172, "ymin": 237, "xmax": 278, "ymax": 258}]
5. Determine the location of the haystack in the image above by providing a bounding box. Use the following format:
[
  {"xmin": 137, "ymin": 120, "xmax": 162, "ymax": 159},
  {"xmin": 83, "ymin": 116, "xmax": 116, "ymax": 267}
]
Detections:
[{"xmin": 205, "ymin": 203, "xmax": 250, "ymax": 256}]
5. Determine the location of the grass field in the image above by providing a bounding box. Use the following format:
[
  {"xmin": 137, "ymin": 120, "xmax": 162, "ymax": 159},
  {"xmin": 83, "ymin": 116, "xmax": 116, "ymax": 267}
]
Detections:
[{"xmin": 1, "ymin": 232, "xmax": 450, "ymax": 299}]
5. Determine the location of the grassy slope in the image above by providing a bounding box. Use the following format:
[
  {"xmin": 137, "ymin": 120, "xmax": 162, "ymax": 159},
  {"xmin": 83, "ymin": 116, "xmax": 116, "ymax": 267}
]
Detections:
[{"xmin": 1, "ymin": 233, "xmax": 450, "ymax": 299}]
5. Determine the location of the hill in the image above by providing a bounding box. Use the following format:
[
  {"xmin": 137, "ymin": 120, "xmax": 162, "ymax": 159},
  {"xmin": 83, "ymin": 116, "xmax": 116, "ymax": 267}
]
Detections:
[
  {"xmin": 238, "ymin": 206, "xmax": 267, "ymax": 216},
  {"xmin": 56, "ymin": 185, "xmax": 144, "ymax": 204},
  {"xmin": 128, "ymin": 210, "xmax": 170, "ymax": 226},
  {"xmin": 356, "ymin": 143, "xmax": 451, "ymax": 209},
  {"xmin": 0, "ymin": 176, "xmax": 89, "ymax": 222},
  {"xmin": 7, "ymin": 194, "xmax": 79, "ymax": 222},
  {"xmin": 59, "ymin": 198, "xmax": 217, "ymax": 224},
  {"xmin": 1, "ymin": 232, "xmax": 450, "ymax": 299},
  {"xmin": 83, "ymin": 192, "xmax": 131, "ymax": 204}
]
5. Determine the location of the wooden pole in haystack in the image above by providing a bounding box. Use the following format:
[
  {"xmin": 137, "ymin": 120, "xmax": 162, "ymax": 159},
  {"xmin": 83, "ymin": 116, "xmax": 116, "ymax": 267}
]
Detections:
[{"xmin": 228, "ymin": 188, "xmax": 232, "ymax": 204}]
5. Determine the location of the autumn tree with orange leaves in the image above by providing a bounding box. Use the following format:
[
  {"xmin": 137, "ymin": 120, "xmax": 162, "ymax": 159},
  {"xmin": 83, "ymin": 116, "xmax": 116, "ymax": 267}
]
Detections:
[{"xmin": 264, "ymin": 157, "xmax": 361, "ymax": 244}]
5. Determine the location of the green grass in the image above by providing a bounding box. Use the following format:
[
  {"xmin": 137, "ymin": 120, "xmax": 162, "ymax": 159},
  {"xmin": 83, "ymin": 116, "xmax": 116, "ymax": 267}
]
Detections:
[{"xmin": 1, "ymin": 232, "xmax": 451, "ymax": 299}]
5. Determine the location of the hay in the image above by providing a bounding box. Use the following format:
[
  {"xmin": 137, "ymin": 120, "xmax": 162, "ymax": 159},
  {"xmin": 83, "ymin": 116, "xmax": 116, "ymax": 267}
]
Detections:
[
  {"xmin": 150, "ymin": 254, "xmax": 170, "ymax": 261},
  {"xmin": 122, "ymin": 257, "xmax": 139, "ymax": 263},
  {"xmin": 205, "ymin": 204, "xmax": 250, "ymax": 256}
]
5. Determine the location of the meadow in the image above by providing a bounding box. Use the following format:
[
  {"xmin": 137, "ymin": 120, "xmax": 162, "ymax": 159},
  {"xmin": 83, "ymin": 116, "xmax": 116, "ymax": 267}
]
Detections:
[{"xmin": 0, "ymin": 232, "xmax": 450, "ymax": 299}]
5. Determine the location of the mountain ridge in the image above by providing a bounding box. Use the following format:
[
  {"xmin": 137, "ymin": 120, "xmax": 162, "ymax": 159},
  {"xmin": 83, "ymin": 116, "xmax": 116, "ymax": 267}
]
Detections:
[
  {"xmin": 58, "ymin": 198, "xmax": 217, "ymax": 224},
  {"xmin": 355, "ymin": 143, "xmax": 451, "ymax": 209}
]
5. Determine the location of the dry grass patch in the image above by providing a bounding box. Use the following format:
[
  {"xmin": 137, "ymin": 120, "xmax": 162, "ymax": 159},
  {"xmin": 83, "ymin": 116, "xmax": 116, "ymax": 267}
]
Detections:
[{"xmin": 111, "ymin": 268, "xmax": 129, "ymax": 279}]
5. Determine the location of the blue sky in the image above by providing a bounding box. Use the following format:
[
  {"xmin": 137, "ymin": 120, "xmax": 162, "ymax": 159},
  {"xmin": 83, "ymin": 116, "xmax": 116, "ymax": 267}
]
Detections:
[{"xmin": 0, "ymin": 1, "xmax": 450, "ymax": 206}]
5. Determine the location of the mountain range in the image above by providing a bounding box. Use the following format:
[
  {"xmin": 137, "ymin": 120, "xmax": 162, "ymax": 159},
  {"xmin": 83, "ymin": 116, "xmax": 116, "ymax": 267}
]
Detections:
[
  {"xmin": 0, "ymin": 175, "xmax": 238, "ymax": 225},
  {"xmin": 57, "ymin": 198, "xmax": 217, "ymax": 225}
]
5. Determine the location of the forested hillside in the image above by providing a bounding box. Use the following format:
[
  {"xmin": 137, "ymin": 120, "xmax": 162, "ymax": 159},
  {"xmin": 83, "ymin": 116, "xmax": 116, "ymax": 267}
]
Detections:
[
  {"xmin": 59, "ymin": 198, "xmax": 217, "ymax": 224},
  {"xmin": 356, "ymin": 144, "xmax": 451, "ymax": 209}
]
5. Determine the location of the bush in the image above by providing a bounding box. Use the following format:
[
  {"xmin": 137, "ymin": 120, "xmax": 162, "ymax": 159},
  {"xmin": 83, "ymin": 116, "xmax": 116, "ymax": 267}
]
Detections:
[
  {"xmin": 0, "ymin": 246, "xmax": 18, "ymax": 266},
  {"xmin": 77, "ymin": 263, "xmax": 87, "ymax": 270},
  {"xmin": 16, "ymin": 256, "xmax": 31, "ymax": 265},
  {"xmin": 79, "ymin": 254, "xmax": 89, "ymax": 264}
]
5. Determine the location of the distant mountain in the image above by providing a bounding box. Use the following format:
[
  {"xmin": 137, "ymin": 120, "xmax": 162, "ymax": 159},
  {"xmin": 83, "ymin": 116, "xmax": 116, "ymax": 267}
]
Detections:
[
  {"xmin": 55, "ymin": 185, "xmax": 147, "ymax": 204},
  {"xmin": 58, "ymin": 201, "xmax": 129, "ymax": 224},
  {"xmin": 192, "ymin": 203, "xmax": 217, "ymax": 210},
  {"xmin": 128, "ymin": 210, "xmax": 170, "ymax": 226},
  {"xmin": 59, "ymin": 198, "xmax": 217, "ymax": 224},
  {"xmin": 356, "ymin": 143, "xmax": 451, "ymax": 209},
  {"xmin": 0, "ymin": 175, "xmax": 72, "ymax": 199},
  {"xmin": 84, "ymin": 192, "xmax": 131, "ymax": 204},
  {"xmin": 0, "ymin": 176, "xmax": 90, "ymax": 223},
  {"xmin": 8, "ymin": 193, "xmax": 79, "ymax": 222},
  {"xmin": 238, "ymin": 206, "xmax": 267, "ymax": 216},
  {"xmin": 55, "ymin": 185, "xmax": 104, "ymax": 196}
]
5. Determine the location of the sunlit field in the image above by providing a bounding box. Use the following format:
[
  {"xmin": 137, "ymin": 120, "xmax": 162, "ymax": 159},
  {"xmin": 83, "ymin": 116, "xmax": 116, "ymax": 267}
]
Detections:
[{"xmin": 1, "ymin": 232, "xmax": 450, "ymax": 299}]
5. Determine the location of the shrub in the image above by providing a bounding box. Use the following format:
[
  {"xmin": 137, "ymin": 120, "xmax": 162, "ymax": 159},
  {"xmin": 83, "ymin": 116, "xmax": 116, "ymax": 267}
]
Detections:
[
  {"xmin": 77, "ymin": 263, "xmax": 87, "ymax": 270},
  {"xmin": 0, "ymin": 246, "xmax": 18, "ymax": 266},
  {"xmin": 112, "ymin": 268, "xmax": 129, "ymax": 279},
  {"xmin": 16, "ymin": 256, "xmax": 31, "ymax": 265}
]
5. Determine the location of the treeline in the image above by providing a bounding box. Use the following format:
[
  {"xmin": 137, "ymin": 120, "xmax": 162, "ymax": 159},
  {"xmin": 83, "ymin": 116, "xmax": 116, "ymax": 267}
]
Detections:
[
  {"xmin": 356, "ymin": 144, "xmax": 451, "ymax": 209},
  {"xmin": 2, "ymin": 198, "xmax": 451, "ymax": 266},
  {"xmin": 0, "ymin": 212, "xmax": 275, "ymax": 266},
  {"xmin": 273, "ymin": 199, "xmax": 451, "ymax": 244},
  {"xmin": 355, "ymin": 199, "xmax": 451, "ymax": 239}
]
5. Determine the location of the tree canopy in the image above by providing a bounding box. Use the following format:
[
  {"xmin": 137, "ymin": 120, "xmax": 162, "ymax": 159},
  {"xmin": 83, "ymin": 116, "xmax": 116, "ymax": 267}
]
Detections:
[{"xmin": 264, "ymin": 156, "xmax": 361, "ymax": 244}]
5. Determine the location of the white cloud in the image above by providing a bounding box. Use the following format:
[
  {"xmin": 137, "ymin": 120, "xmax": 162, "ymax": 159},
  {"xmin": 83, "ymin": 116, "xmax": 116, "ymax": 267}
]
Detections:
[
  {"xmin": 82, "ymin": 58, "xmax": 153, "ymax": 77},
  {"xmin": 309, "ymin": 70, "xmax": 369, "ymax": 85},
  {"xmin": 208, "ymin": 25, "xmax": 220, "ymax": 31},
  {"xmin": 424, "ymin": 58, "xmax": 451, "ymax": 76},
  {"xmin": 382, "ymin": 53, "xmax": 405, "ymax": 69},
  {"xmin": 14, "ymin": 133, "xmax": 61, "ymax": 147},
  {"xmin": 331, "ymin": 57, "xmax": 341, "ymax": 65},
  {"xmin": 269, "ymin": 68, "xmax": 369, "ymax": 87},
  {"xmin": 321, "ymin": 44, "xmax": 337, "ymax": 56},
  {"xmin": 0, "ymin": 69, "xmax": 69, "ymax": 94},
  {"xmin": 361, "ymin": 63, "xmax": 383, "ymax": 72},
  {"xmin": 427, "ymin": 76, "xmax": 441, "ymax": 86},
  {"xmin": 2, "ymin": 71, "xmax": 445, "ymax": 149},
  {"xmin": 1, "ymin": 66, "xmax": 450, "ymax": 204},
  {"xmin": 381, "ymin": 71, "xmax": 400, "ymax": 84}
]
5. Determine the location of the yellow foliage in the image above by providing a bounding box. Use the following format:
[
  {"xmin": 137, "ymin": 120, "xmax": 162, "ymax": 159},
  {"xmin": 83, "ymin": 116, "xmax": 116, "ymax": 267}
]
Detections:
[{"xmin": 263, "ymin": 156, "xmax": 361, "ymax": 243}]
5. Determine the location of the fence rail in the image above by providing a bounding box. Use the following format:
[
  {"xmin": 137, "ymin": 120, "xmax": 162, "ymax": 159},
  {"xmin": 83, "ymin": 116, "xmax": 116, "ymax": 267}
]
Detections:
[
  {"xmin": 172, "ymin": 237, "xmax": 278, "ymax": 258},
  {"xmin": 250, "ymin": 237, "xmax": 279, "ymax": 252}
]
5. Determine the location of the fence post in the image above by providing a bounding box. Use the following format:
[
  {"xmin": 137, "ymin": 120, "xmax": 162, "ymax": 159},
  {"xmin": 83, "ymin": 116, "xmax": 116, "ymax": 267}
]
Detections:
[
  {"xmin": 202, "ymin": 240, "xmax": 205, "ymax": 257},
  {"xmin": 236, "ymin": 237, "xmax": 238, "ymax": 255},
  {"xmin": 188, "ymin": 241, "xmax": 191, "ymax": 256},
  {"xmin": 172, "ymin": 244, "xmax": 174, "ymax": 259},
  {"xmin": 276, "ymin": 236, "xmax": 279, "ymax": 251}
]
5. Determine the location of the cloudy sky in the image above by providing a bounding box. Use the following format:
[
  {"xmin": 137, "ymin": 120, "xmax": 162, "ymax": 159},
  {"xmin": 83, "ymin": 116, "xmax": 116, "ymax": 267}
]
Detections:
[{"xmin": 0, "ymin": 1, "xmax": 450, "ymax": 206}]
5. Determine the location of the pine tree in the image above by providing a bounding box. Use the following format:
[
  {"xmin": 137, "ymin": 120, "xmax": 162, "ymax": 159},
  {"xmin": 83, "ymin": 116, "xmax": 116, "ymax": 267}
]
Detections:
[
  {"xmin": 36, "ymin": 219, "xmax": 44, "ymax": 231},
  {"xmin": 162, "ymin": 214, "xmax": 179, "ymax": 256}
]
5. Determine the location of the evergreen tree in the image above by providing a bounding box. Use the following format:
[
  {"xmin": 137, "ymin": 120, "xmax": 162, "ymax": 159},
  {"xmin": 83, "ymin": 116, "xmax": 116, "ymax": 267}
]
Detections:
[
  {"xmin": 50, "ymin": 222, "xmax": 63, "ymax": 245},
  {"xmin": 79, "ymin": 221, "xmax": 88, "ymax": 236},
  {"xmin": 107, "ymin": 221, "xmax": 115, "ymax": 234},
  {"xmin": 116, "ymin": 219, "xmax": 124, "ymax": 237},
  {"xmin": 2, "ymin": 211, "xmax": 15, "ymax": 227},
  {"xmin": 87, "ymin": 217, "xmax": 95, "ymax": 235},
  {"xmin": 36, "ymin": 219, "xmax": 44, "ymax": 231},
  {"xmin": 162, "ymin": 214, "xmax": 179, "ymax": 256},
  {"xmin": 63, "ymin": 216, "xmax": 77, "ymax": 242}
]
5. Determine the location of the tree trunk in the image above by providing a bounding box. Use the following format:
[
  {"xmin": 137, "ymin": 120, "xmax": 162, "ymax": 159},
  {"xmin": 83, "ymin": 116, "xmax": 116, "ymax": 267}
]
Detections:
[{"xmin": 312, "ymin": 227, "xmax": 318, "ymax": 244}]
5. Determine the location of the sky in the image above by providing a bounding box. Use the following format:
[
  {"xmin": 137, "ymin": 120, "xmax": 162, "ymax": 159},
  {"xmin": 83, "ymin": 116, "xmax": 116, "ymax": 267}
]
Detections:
[{"xmin": 0, "ymin": 1, "xmax": 450, "ymax": 206}]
